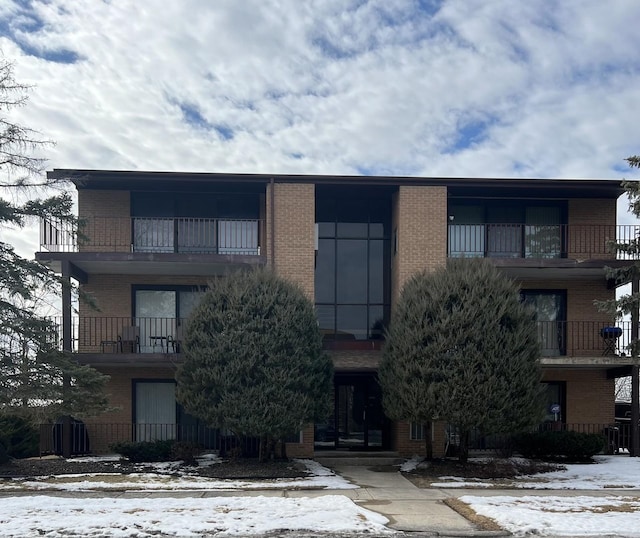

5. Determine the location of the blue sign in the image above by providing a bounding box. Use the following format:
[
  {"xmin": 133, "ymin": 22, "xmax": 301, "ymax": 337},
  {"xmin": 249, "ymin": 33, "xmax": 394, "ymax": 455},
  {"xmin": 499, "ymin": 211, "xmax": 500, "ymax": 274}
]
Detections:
[{"xmin": 550, "ymin": 403, "xmax": 561, "ymax": 414}]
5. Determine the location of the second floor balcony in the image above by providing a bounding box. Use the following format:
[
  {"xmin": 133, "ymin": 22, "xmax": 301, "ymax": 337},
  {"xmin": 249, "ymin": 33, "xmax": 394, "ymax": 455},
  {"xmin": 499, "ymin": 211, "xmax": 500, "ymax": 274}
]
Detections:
[
  {"xmin": 40, "ymin": 217, "xmax": 264, "ymax": 256},
  {"xmin": 447, "ymin": 223, "xmax": 640, "ymax": 260},
  {"xmin": 51, "ymin": 316, "xmax": 636, "ymax": 361}
]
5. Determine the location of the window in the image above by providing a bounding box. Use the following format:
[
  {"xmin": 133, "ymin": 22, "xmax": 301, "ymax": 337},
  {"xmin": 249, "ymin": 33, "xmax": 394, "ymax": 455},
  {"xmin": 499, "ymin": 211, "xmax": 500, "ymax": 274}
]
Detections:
[
  {"xmin": 448, "ymin": 201, "xmax": 565, "ymax": 258},
  {"xmin": 542, "ymin": 382, "xmax": 566, "ymax": 423},
  {"xmin": 134, "ymin": 381, "xmax": 176, "ymax": 441},
  {"xmin": 130, "ymin": 191, "xmax": 261, "ymax": 254},
  {"xmin": 521, "ymin": 290, "xmax": 566, "ymax": 356},
  {"xmin": 315, "ymin": 195, "xmax": 391, "ymax": 340},
  {"xmin": 410, "ymin": 422, "xmax": 425, "ymax": 441},
  {"xmin": 134, "ymin": 286, "xmax": 206, "ymax": 353}
]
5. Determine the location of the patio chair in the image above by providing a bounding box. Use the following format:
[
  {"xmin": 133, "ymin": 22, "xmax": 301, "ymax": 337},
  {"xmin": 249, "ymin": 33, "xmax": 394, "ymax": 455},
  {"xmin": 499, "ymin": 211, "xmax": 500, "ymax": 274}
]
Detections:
[
  {"xmin": 118, "ymin": 325, "xmax": 140, "ymax": 353},
  {"xmin": 168, "ymin": 324, "xmax": 184, "ymax": 353}
]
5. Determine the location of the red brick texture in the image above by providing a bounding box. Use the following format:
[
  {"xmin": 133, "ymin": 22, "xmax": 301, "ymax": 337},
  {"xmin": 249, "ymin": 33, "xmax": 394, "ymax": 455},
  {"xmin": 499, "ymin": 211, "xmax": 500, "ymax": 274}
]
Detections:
[{"xmin": 265, "ymin": 182, "xmax": 315, "ymax": 300}]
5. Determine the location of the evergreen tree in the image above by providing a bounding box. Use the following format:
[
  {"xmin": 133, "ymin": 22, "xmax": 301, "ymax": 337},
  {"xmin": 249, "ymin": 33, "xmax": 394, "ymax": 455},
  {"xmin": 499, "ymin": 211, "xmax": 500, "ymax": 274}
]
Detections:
[
  {"xmin": 379, "ymin": 258, "xmax": 544, "ymax": 462},
  {"xmin": 597, "ymin": 155, "xmax": 640, "ymax": 457},
  {"xmin": 0, "ymin": 58, "xmax": 109, "ymax": 425},
  {"xmin": 176, "ymin": 268, "xmax": 333, "ymax": 461}
]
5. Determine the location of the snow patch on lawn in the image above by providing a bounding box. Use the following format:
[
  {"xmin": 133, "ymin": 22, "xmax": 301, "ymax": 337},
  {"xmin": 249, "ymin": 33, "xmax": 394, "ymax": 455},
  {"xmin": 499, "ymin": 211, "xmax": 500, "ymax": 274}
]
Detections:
[
  {"xmin": 0, "ymin": 495, "xmax": 391, "ymax": 537},
  {"xmin": 0, "ymin": 457, "xmax": 357, "ymax": 491},
  {"xmin": 428, "ymin": 456, "xmax": 640, "ymax": 490},
  {"xmin": 460, "ymin": 494, "xmax": 640, "ymax": 537}
]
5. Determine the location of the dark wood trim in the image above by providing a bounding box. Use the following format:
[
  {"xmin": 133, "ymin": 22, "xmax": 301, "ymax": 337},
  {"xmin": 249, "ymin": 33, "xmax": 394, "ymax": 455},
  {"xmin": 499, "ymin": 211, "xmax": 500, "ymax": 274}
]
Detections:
[{"xmin": 47, "ymin": 169, "xmax": 624, "ymax": 198}]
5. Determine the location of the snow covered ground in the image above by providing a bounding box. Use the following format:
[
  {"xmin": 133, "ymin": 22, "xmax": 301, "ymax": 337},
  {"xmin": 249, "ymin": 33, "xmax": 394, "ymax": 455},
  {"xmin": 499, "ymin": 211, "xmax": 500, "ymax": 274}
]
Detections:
[
  {"xmin": 2, "ymin": 454, "xmax": 640, "ymax": 536},
  {"xmin": 426, "ymin": 455, "xmax": 640, "ymax": 489},
  {"xmin": 0, "ymin": 495, "xmax": 391, "ymax": 537},
  {"xmin": 446, "ymin": 456, "xmax": 640, "ymax": 537},
  {"xmin": 460, "ymin": 494, "xmax": 640, "ymax": 537},
  {"xmin": 0, "ymin": 456, "xmax": 357, "ymax": 492}
]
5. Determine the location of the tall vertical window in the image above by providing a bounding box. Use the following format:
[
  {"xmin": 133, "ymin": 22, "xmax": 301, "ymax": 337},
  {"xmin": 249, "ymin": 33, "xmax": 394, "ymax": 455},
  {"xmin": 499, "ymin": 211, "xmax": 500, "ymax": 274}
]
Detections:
[
  {"xmin": 521, "ymin": 290, "xmax": 566, "ymax": 356},
  {"xmin": 315, "ymin": 195, "xmax": 391, "ymax": 341},
  {"xmin": 134, "ymin": 286, "xmax": 206, "ymax": 353}
]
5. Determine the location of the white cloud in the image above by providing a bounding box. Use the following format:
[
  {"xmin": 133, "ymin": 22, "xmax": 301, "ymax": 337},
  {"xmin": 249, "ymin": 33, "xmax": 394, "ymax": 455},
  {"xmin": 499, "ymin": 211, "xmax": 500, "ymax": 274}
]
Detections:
[{"xmin": 1, "ymin": 0, "xmax": 640, "ymax": 258}]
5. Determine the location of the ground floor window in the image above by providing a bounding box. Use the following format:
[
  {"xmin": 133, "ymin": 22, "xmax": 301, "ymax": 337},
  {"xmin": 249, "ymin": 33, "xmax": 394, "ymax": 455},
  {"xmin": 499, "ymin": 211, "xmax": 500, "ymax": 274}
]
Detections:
[
  {"xmin": 133, "ymin": 379, "xmax": 217, "ymax": 446},
  {"xmin": 134, "ymin": 381, "xmax": 176, "ymax": 441},
  {"xmin": 542, "ymin": 381, "xmax": 566, "ymax": 424},
  {"xmin": 410, "ymin": 422, "xmax": 425, "ymax": 441}
]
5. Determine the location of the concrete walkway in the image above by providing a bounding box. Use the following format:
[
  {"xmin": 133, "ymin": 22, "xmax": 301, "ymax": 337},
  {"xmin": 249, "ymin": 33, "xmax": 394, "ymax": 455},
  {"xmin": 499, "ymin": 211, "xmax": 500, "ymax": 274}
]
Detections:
[{"xmin": 322, "ymin": 464, "xmax": 505, "ymax": 537}]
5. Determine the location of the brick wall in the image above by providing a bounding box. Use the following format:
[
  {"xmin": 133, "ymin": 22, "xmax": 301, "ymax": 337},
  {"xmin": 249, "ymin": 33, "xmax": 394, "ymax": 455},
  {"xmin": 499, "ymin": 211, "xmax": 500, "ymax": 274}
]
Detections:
[
  {"xmin": 391, "ymin": 186, "xmax": 447, "ymax": 306},
  {"xmin": 285, "ymin": 425, "xmax": 314, "ymax": 458},
  {"xmin": 393, "ymin": 421, "xmax": 447, "ymax": 458},
  {"xmin": 542, "ymin": 368, "xmax": 614, "ymax": 424},
  {"xmin": 79, "ymin": 274, "xmax": 209, "ymax": 318},
  {"xmin": 265, "ymin": 182, "xmax": 315, "ymax": 299},
  {"xmin": 568, "ymin": 199, "xmax": 617, "ymax": 260},
  {"xmin": 78, "ymin": 190, "xmax": 131, "ymax": 252}
]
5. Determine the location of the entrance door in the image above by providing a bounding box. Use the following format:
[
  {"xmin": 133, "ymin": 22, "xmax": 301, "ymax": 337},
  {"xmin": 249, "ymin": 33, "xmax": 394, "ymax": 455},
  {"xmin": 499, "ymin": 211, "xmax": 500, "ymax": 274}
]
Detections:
[{"xmin": 315, "ymin": 375, "xmax": 388, "ymax": 450}]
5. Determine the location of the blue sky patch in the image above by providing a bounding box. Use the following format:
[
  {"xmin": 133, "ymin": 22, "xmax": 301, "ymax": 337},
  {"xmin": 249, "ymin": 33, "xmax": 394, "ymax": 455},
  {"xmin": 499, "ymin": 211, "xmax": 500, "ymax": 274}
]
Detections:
[
  {"xmin": 311, "ymin": 35, "xmax": 355, "ymax": 60},
  {"xmin": 446, "ymin": 117, "xmax": 498, "ymax": 153},
  {"xmin": 213, "ymin": 124, "xmax": 234, "ymax": 141},
  {"xmin": 177, "ymin": 102, "xmax": 212, "ymax": 130},
  {"xmin": 0, "ymin": 0, "xmax": 81, "ymax": 64}
]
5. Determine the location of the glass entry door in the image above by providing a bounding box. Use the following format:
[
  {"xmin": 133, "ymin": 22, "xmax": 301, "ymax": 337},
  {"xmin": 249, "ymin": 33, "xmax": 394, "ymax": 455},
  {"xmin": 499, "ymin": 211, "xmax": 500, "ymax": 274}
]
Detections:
[{"xmin": 315, "ymin": 375, "xmax": 388, "ymax": 450}]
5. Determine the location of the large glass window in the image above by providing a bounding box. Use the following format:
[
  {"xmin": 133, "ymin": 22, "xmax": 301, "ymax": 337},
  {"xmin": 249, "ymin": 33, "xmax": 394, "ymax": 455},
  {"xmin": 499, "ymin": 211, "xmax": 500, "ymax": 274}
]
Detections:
[
  {"xmin": 315, "ymin": 195, "xmax": 391, "ymax": 341},
  {"xmin": 448, "ymin": 201, "xmax": 565, "ymax": 258},
  {"xmin": 131, "ymin": 191, "xmax": 261, "ymax": 254},
  {"xmin": 134, "ymin": 286, "xmax": 205, "ymax": 353},
  {"xmin": 134, "ymin": 381, "xmax": 176, "ymax": 441},
  {"xmin": 521, "ymin": 290, "xmax": 566, "ymax": 356}
]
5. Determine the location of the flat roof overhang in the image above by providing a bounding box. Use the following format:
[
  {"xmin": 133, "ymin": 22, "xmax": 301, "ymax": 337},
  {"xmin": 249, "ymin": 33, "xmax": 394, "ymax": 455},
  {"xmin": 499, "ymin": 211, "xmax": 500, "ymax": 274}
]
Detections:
[
  {"xmin": 492, "ymin": 258, "xmax": 632, "ymax": 282},
  {"xmin": 47, "ymin": 169, "xmax": 626, "ymax": 199},
  {"xmin": 35, "ymin": 252, "xmax": 266, "ymax": 278}
]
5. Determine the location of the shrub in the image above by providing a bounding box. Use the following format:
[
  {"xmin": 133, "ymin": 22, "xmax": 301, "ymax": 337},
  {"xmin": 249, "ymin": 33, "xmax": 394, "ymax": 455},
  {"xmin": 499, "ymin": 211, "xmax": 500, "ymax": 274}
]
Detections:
[
  {"xmin": 170, "ymin": 441, "xmax": 202, "ymax": 465},
  {"xmin": 0, "ymin": 415, "xmax": 39, "ymax": 460},
  {"xmin": 0, "ymin": 440, "xmax": 8, "ymax": 464},
  {"xmin": 109, "ymin": 439, "xmax": 175, "ymax": 463},
  {"xmin": 515, "ymin": 431, "xmax": 605, "ymax": 461}
]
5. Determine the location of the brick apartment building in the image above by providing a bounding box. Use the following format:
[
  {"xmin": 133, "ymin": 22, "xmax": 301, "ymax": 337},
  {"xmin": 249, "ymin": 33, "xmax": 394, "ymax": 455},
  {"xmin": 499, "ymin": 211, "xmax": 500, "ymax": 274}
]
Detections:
[{"xmin": 36, "ymin": 170, "xmax": 637, "ymax": 457}]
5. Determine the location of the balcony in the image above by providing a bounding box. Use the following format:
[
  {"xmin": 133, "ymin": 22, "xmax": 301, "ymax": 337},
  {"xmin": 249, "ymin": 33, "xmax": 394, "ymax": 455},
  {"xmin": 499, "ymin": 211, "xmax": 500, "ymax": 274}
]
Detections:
[
  {"xmin": 40, "ymin": 216, "xmax": 264, "ymax": 255},
  {"xmin": 447, "ymin": 223, "xmax": 640, "ymax": 260},
  {"xmin": 50, "ymin": 317, "xmax": 635, "ymax": 362}
]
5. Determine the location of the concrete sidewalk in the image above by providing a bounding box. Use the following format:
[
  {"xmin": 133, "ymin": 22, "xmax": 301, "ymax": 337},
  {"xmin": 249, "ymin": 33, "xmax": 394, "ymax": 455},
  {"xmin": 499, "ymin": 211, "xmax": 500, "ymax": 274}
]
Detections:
[{"xmin": 320, "ymin": 464, "xmax": 506, "ymax": 537}]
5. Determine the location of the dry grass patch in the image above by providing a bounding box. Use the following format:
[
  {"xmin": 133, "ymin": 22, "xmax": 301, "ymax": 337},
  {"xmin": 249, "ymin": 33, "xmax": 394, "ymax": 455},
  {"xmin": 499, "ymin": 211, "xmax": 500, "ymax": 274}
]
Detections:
[{"xmin": 444, "ymin": 498, "xmax": 504, "ymax": 531}]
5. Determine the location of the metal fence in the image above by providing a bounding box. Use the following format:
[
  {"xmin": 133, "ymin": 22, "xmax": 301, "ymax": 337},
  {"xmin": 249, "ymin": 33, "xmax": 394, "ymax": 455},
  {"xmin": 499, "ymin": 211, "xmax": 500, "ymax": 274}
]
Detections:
[
  {"xmin": 46, "ymin": 316, "xmax": 636, "ymax": 357},
  {"xmin": 458, "ymin": 422, "xmax": 633, "ymax": 456},
  {"xmin": 41, "ymin": 217, "xmax": 264, "ymax": 255},
  {"xmin": 447, "ymin": 223, "xmax": 640, "ymax": 260},
  {"xmin": 39, "ymin": 422, "xmax": 261, "ymax": 457}
]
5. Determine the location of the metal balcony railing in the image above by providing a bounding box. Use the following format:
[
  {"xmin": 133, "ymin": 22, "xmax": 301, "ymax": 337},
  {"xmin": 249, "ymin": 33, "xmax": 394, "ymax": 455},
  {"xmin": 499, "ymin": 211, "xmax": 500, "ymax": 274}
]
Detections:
[
  {"xmin": 40, "ymin": 217, "xmax": 263, "ymax": 255},
  {"xmin": 48, "ymin": 317, "xmax": 635, "ymax": 358},
  {"xmin": 39, "ymin": 422, "xmax": 261, "ymax": 456},
  {"xmin": 447, "ymin": 223, "xmax": 640, "ymax": 260},
  {"xmin": 50, "ymin": 317, "xmax": 188, "ymax": 354}
]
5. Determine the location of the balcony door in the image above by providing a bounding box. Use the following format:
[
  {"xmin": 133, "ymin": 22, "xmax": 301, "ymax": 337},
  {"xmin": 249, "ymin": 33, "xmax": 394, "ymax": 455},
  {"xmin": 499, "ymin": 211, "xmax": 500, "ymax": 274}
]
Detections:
[
  {"xmin": 134, "ymin": 288, "xmax": 205, "ymax": 353},
  {"xmin": 522, "ymin": 290, "xmax": 566, "ymax": 356}
]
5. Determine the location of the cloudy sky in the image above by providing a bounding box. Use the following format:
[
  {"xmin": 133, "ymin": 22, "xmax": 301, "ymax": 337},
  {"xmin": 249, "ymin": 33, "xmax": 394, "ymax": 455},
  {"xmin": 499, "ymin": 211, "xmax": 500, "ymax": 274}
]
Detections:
[{"xmin": 1, "ymin": 0, "xmax": 640, "ymax": 254}]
